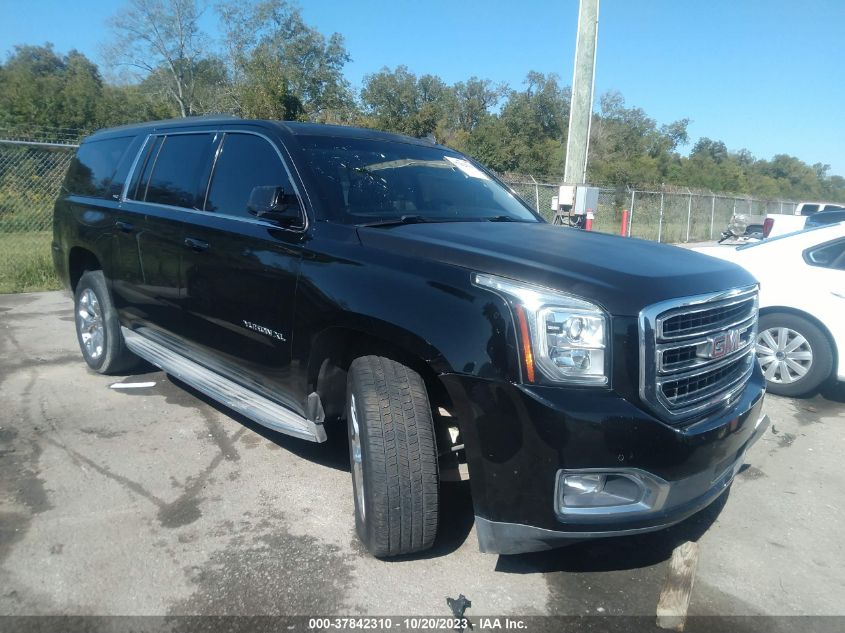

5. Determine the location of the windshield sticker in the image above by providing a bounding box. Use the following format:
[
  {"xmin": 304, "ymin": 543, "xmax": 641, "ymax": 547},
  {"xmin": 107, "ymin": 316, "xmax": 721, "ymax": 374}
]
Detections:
[{"xmin": 445, "ymin": 156, "xmax": 490, "ymax": 180}]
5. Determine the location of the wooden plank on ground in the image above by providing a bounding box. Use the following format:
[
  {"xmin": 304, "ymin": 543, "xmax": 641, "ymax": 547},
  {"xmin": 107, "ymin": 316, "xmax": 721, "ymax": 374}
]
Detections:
[{"xmin": 656, "ymin": 540, "xmax": 700, "ymax": 631}]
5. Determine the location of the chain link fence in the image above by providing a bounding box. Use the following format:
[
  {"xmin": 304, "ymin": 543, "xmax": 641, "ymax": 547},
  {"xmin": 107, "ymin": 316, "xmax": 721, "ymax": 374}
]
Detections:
[
  {"xmin": 0, "ymin": 133, "xmax": 803, "ymax": 293},
  {"xmin": 505, "ymin": 177, "xmax": 800, "ymax": 242},
  {"xmin": 0, "ymin": 139, "xmax": 78, "ymax": 292}
]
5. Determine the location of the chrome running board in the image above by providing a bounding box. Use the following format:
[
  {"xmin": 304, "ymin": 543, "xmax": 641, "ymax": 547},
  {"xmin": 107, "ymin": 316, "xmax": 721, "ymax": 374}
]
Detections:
[{"xmin": 122, "ymin": 327, "xmax": 326, "ymax": 443}]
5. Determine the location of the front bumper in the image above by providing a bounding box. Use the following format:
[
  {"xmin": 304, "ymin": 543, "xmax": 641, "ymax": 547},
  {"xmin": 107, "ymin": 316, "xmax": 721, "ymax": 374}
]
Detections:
[{"xmin": 440, "ymin": 365, "xmax": 768, "ymax": 555}]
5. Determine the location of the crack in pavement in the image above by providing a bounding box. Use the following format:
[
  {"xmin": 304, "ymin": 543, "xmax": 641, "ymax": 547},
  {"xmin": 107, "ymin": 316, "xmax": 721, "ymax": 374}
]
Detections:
[{"xmin": 28, "ymin": 364, "xmax": 247, "ymax": 530}]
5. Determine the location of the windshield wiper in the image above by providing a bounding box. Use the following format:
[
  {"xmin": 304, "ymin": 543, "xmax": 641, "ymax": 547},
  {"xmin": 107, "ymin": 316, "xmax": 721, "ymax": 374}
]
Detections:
[
  {"xmin": 357, "ymin": 214, "xmax": 532, "ymax": 227},
  {"xmin": 486, "ymin": 215, "xmax": 536, "ymax": 222},
  {"xmin": 356, "ymin": 215, "xmax": 433, "ymax": 228}
]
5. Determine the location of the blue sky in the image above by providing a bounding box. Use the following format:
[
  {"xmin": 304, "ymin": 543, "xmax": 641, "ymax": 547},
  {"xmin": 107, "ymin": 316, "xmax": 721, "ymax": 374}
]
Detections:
[{"xmin": 1, "ymin": 0, "xmax": 843, "ymax": 175}]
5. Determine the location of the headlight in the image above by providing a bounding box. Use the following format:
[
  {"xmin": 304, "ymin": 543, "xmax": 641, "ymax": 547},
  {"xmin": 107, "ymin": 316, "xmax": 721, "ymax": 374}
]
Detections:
[{"xmin": 472, "ymin": 272, "xmax": 609, "ymax": 385}]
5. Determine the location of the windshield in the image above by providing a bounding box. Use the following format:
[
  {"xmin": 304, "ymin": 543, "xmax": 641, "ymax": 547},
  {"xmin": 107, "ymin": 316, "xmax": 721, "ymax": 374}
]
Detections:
[{"xmin": 298, "ymin": 136, "xmax": 540, "ymax": 225}]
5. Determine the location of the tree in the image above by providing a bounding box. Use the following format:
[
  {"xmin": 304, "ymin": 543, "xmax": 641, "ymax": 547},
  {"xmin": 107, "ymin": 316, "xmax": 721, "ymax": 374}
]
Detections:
[
  {"xmin": 360, "ymin": 66, "xmax": 450, "ymax": 137},
  {"xmin": 497, "ymin": 76, "xmax": 565, "ymax": 175},
  {"xmin": 0, "ymin": 44, "xmax": 104, "ymax": 133},
  {"xmin": 217, "ymin": 0, "xmax": 353, "ymax": 121},
  {"xmin": 451, "ymin": 77, "xmax": 506, "ymax": 133},
  {"xmin": 1, "ymin": 31, "xmax": 843, "ymax": 204},
  {"xmin": 105, "ymin": 0, "xmax": 208, "ymax": 117},
  {"xmin": 95, "ymin": 84, "xmax": 176, "ymax": 128},
  {"xmin": 691, "ymin": 138, "xmax": 728, "ymax": 163},
  {"xmin": 61, "ymin": 52, "xmax": 105, "ymax": 130}
]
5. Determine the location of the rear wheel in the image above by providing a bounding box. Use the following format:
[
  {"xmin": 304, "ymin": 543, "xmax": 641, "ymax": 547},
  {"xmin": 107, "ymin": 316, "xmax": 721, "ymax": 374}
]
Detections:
[
  {"xmin": 346, "ymin": 356, "xmax": 439, "ymax": 557},
  {"xmin": 74, "ymin": 270, "xmax": 140, "ymax": 374},
  {"xmin": 755, "ymin": 312, "xmax": 833, "ymax": 397}
]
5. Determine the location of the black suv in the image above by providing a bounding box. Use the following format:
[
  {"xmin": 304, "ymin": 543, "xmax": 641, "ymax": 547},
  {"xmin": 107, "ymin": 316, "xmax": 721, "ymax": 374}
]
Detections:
[{"xmin": 53, "ymin": 117, "xmax": 768, "ymax": 556}]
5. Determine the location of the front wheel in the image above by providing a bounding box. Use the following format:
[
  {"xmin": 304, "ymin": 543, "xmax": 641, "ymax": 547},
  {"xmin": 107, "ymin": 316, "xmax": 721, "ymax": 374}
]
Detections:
[
  {"xmin": 755, "ymin": 312, "xmax": 833, "ymax": 397},
  {"xmin": 346, "ymin": 356, "xmax": 439, "ymax": 557}
]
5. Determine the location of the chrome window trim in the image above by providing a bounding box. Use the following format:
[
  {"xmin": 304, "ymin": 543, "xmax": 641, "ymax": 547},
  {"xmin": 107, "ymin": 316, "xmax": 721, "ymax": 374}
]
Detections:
[
  {"xmin": 120, "ymin": 200, "xmax": 299, "ymax": 231},
  {"xmin": 803, "ymin": 237, "xmax": 845, "ymax": 269},
  {"xmin": 639, "ymin": 284, "xmax": 758, "ymax": 422},
  {"xmin": 140, "ymin": 135, "xmax": 167, "ymax": 202},
  {"xmin": 203, "ymin": 129, "xmax": 309, "ymax": 233},
  {"xmin": 120, "ymin": 128, "xmax": 309, "ymax": 234},
  {"xmin": 202, "ymin": 131, "xmax": 225, "ymax": 210},
  {"xmin": 120, "ymin": 133, "xmax": 152, "ymax": 202}
]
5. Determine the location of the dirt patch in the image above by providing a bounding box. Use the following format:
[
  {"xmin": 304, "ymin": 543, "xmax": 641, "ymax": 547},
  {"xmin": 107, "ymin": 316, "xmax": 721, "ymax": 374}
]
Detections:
[
  {"xmin": 158, "ymin": 495, "xmax": 204, "ymax": 529},
  {"xmin": 79, "ymin": 427, "xmax": 127, "ymax": 440},
  {"xmin": 0, "ymin": 422, "xmax": 51, "ymax": 565},
  {"xmin": 168, "ymin": 513, "xmax": 354, "ymax": 615},
  {"xmin": 0, "ymin": 512, "xmax": 30, "ymax": 565},
  {"xmin": 737, "ymin": 465, "xmax": 767, "ymax": 481}
]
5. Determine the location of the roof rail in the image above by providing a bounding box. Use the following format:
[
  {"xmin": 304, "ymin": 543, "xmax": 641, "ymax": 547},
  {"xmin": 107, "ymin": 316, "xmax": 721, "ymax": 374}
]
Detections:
[{"xmin": 88, "ymin": 113, "xmax": 242, "ymax": 136}]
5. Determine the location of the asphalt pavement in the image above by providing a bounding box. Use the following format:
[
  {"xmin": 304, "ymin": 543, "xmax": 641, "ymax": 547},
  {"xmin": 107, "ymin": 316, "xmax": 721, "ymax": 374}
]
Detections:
[{"xmin": 1, "ymin": 291, "xmax": 844, "ymax": 624}]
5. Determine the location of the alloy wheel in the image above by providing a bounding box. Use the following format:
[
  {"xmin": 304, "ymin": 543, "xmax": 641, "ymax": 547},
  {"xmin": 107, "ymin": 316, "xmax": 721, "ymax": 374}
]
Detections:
[
  {"xmin": 77, "ymin": 288, "xmax": 104, "ymax": 361},
  {"xmin": 349, "ymin": 393, "xmax": 366, "ymax": 521}
]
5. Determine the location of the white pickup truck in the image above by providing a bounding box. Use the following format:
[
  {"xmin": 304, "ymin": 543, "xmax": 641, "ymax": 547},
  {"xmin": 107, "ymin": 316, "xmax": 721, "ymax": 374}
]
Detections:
[{"xmin": 724, "ymin": 201, "xmax": 845, "ymax": 241}]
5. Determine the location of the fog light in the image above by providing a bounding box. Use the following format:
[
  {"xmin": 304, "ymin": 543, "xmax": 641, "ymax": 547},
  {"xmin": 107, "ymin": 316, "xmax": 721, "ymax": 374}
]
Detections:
[
  {"xmin": 556, "ymin": 469, "xmax": 670, "ymax": 518},
  {"xmin": 563, "ymin": 474, "xmax": 605, "ymax": 495}
]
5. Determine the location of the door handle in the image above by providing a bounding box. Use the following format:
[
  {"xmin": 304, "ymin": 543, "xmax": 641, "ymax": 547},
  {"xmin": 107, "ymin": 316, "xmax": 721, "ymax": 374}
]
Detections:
[
  {"xmin": 115, "ymin": 220, "xmax": 134, "ymax": 233},
  {"xmin": 184, "ymin": 237, "xmax": 210, "ymax": 252}
]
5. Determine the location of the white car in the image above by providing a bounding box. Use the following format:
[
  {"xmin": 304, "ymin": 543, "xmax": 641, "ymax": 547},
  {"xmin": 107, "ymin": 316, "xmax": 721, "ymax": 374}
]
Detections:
[{"xmin": 695, "ymin": 223, "xmax": 845, "ymax": 396}]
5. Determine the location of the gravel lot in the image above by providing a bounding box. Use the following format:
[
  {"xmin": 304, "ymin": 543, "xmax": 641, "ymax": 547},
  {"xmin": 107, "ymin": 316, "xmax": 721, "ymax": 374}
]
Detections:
[{"xmin": 1, "ymin": 291, "xmax": 844, "ymax": 624}]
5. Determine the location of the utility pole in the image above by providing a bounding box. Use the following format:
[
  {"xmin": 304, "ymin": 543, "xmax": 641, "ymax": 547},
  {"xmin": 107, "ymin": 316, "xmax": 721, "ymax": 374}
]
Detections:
[{"xmin": 563, "ymin": 0, "xmax": 600, "ymax": 185}]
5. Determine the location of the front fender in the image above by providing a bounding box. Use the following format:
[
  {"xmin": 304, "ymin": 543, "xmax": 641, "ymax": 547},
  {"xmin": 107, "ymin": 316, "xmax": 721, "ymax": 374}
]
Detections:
[{"xmin": 291, "ymin": 233, "xmax": 520, "ymax": 402}]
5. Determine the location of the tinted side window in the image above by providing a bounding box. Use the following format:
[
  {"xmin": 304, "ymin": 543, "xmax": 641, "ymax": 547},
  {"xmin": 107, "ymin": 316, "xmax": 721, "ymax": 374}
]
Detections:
[
  {"xmin": 64, "ymin": 136, "xmax": 134, "ymax": 198},
  {"xmin": 129, "ymin": 136, "xmax": 164, "ymax": 201},
  {"xmin": 805, "ymin": 239, "xmax": 845, "ymax": 271},
  {"xmin": 205, "ymin": 133, "xmax": 297, "ymax": 219},
  {"xmin": 144, "ymin": 133, "xmax": 216, "ymax": 209},
  {"xmin": 800, "ymin": 204, "xmax": 820, "ymax": 216}
]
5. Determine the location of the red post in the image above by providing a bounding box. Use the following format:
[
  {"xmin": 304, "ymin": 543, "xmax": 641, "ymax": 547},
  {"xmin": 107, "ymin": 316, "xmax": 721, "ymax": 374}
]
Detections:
[
  {"xmin": 620, "ymin": 209, "xmax": 630, "ymax": 236},
  {"xmin": 585, "ymin": 209, "xmax": 594, "ymax": 231}
]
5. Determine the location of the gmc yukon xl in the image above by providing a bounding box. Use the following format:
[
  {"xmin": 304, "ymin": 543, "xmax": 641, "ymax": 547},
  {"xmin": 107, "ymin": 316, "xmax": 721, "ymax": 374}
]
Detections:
[{"xmin": 53, "ymin": 117, "xmax": 769, "ymax": 557}]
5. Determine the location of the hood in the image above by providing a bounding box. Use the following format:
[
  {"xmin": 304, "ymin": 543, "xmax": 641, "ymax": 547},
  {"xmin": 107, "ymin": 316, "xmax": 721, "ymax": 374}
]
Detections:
[{"xmin": 358, "ymin": 222, "xmax": 757, "ymax": 316}]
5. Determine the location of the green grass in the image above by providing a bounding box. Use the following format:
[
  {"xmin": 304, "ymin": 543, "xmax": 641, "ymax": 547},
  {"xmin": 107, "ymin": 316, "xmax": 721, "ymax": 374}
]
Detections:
[{"xmin": 0, "ymin": 231, "xmax": 63, "ymax": 294}]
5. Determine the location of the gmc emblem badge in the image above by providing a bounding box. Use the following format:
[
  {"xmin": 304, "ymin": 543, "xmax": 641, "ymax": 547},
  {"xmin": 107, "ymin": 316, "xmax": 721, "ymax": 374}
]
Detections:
[{"xmin": 707, "ymin": 329, "xmax": 741, "ymax": 359}]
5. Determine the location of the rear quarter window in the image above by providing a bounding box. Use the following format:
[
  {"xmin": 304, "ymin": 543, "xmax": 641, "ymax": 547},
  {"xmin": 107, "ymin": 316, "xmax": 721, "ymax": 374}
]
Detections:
[{"xmin": 64, "ymin": 136, "xmax": 135, "ymax": 199}]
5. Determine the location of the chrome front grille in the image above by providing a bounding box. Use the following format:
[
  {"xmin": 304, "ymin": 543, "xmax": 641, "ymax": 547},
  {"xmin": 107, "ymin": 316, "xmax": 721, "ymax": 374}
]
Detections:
[
  {"xmin": 640, "ymin": 286, "xmax": 758, "ymax": 422},
  {"xmin": 657, "ymin": 293, "xmax": 758, "ymax": 340}
]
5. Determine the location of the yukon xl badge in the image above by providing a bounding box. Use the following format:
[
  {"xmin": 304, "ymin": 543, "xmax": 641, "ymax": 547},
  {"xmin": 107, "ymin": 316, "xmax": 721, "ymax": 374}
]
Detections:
[{"xmin": 242, "ymin": 320, "xmax": 287, "ymax": 342}]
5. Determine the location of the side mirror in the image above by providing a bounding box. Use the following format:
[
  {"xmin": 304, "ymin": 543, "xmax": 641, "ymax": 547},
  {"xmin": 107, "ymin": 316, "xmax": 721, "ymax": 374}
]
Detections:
[{"xmin": 247, "ymin": 186, "xmax": 303, "ymax": 227}]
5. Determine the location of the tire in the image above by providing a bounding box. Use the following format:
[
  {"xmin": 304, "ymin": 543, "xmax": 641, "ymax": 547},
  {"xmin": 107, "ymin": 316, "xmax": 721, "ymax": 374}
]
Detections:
[
  {"xmin": 74, "ymin": 270, "xmax": 140, "ymax": 374},
  {"xmin": 756, "ymin": 312, "xmax": 833, "ymax": 397},
  {"xmin": 346, "ymin": 356, "xmax": 439, "ymax": 557}
]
